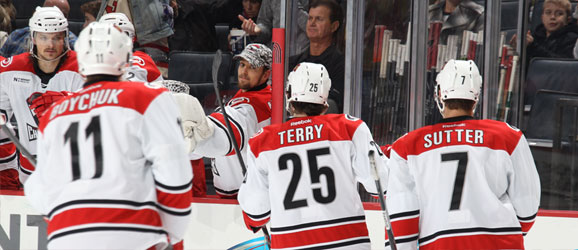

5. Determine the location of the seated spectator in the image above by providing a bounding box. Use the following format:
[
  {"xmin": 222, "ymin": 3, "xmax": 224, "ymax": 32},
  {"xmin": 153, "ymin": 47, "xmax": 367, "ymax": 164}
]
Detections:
[
  {"xmin": 239, "ymin": 0, "xmax": 309, "ymax": 55},
  {"xmin": 428, "ymin": 0, "xmax": 484, "ymax": 43},
  {"xmin": 81, "ymin": 0, "xmax": 100, "ymax": 29},
  {"xmin": 0, "ymin": 0, "xmax": 78, "ymax": 58},
  {"xmin": 526, "ymin": 0, "xmax": 578, "ymax": 62},
  {"xmin": 289, "ymin": 0, "xmax": 344, "ymax": 113},
  {"xmin": 231, "ymin": 0, "xmax": 261, "ymax": 30}
]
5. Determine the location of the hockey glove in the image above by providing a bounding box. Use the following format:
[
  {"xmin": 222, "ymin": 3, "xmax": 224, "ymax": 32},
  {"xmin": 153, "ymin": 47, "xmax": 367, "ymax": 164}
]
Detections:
[
  {"xmin": 27, "ymin": 91, "xmax": 71, "ymax": 121},
  {"xmin": 173, "ymin": 93, "xmax": 215, "ymax": 153}
]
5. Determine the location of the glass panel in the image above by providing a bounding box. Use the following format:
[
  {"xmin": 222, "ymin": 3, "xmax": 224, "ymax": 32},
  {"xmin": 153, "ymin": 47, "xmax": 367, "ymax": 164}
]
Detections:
[
  {"xmin": 424, "ymin": 0, "xmax": 486, "ymax": 125},
  {"xmin": 361, "ymin": 0, "xmax": 411, "ymax": 145}
]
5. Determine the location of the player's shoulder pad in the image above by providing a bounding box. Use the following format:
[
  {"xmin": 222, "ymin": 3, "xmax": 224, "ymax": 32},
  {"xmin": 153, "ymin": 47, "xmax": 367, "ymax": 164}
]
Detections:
[
  {"xmin": 0, "ymin": 53, "xmax": 33, "ymax": 72},
  {"xmin": 57, "ymin": 50, "xmax": 79, "ymax": 72}
]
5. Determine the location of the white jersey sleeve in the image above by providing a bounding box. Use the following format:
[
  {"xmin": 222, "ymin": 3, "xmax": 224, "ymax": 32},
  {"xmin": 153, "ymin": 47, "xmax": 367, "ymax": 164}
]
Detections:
[
  {"xmin": 508, "ymin": 134, "xmax": 541, "ymax": 235},
  {"xmin": 140, "ymin": 91, "xmax": 193, "ymax": 244},
  {"xmin": 238, "ymin": 144, "xmax": 271, "ymax": 228},
  {"xmin": 351, "ymin": 122, "xmax": 388, "ymax": 197}
]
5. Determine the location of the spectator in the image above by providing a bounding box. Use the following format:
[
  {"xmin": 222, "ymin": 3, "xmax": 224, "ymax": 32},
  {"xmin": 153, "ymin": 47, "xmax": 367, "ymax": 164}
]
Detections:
[
  {"xmin": 170, "ymin": 0, "xmax": 219, "ymax": 52},
  {"xmin": 428, "ymin": 0, "xmax": 484, "ymax": 43},
  {"xmin": 80, "ymin": 0, "xmax": 99, "ymax": 29},
  {"xmin": 289, "ymin": 0, "xmax": 345, "ymax": 113},
  {"xmin": 526, "ymin": 0, "xmax": 578, "ymax": 62},
  {"xmin": 231, "ymin": 0, "xmax": 262, "ymax": 29},
  {"xmin": 0, "ymin": 0, "xmax": 78, "ymax": 58},
  {"xmin": 0, "ymin": 0, "xmax": 15, "ymax": 33},
  {"xmin": 569, "ymin": 4, "xmax": 578, "ymax": 58},
  {"xmin": 239, "ymin": 0, "xmax": 309, "ymax": 55}
]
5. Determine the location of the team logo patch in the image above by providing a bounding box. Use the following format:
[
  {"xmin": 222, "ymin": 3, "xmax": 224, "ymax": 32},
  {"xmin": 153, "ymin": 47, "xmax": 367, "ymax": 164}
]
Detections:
[
  {"xmin": 132, "ymin": 56, "xmax": 145, "ymax": 66},
  {"xmin": 345, "ymin": 114, "xmax": 359, "ymax": 121},
  {"xmin": 27, "ymin": 123, "xmax": 38, "ymax": 141},
  {"xmin": 228, "ymin": 97, "xmax": 250, "ymax": 107},
  {"xmin": 0, "ymin": 57, "xmax": 12, "ymax": 67}
]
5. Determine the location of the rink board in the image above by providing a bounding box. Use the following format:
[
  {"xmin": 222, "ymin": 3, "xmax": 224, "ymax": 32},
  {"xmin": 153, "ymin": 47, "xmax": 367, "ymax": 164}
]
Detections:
[{"xmin": 1, "ymin": 193, "xmax": 577, "ymax": 249}]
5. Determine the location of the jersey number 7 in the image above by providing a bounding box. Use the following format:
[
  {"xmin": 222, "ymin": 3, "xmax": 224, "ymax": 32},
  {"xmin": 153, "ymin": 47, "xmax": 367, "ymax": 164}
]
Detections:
[
  {"xmin": 279, "ymin": 147, "xmax": 336, "ymax": 210},
  {"xmin": 442, "ymin": 152, "xmax": 468, "ymax": 211}
]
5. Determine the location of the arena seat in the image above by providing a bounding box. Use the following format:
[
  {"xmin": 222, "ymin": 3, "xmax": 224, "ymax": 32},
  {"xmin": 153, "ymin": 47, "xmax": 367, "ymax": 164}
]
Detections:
[
  {"xmin": 168, "ymin": 51, "xmax": 233, "ymax": 88},
  {"xmin": 501, "ymin": 1, "xmax": 518, "ymax": 31},
  {"xmin": 526, "ymin": 90, "xmax": 578, "ymax": 142},
  {"xmin": 215, "ymin": 24, "xmax": 231, "ymax": 52},
  {"xmin": 524, "ymin": 58, "xmax": 578, "ymax": 110}
]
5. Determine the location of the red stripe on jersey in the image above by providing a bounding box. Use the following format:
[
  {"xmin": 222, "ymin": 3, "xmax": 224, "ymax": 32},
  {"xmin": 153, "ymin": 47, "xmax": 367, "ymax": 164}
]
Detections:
[
  {"xmin": 47, "ymin": 207, "xmax": 162, "ymax": 235},
  {"xmin": 40, "ymin": 81, "xmax": 167, "ymax": 132},
  {"xmin": 0, "ymin": 142, "xmax": 16, "ymax": 158},
  {"xmin": 210, "ymin": 112, "xmax": 243, "ymax": 156},
  {"xmin": 156, "ymin": 188, "xmax": 193, "ymax": 209},
  {"xmin": 393, "ymin": 119, "xmax": 523, "ymax": 160},
  {"xmin": 19, "ymin": 152, "xmax": 35, "ymax": 172},
  {"xmin": 242, "ymin": 211, "xmax": 270, "ymax": 230},
  {"xmin": 420, "ymin": 233, "xmax": 524, "ymax": 250},
  {"xmin": 519, "ymin": 220, "xmax": 535, "ymax": 234},
  {"xmin": 388, "ymin": 217, "xmax": 419, "ymax": 239},
  {"xmin": 249, "ymin": 114, "xmax": 364, "ymax": 157},
  {"xmin": 133, "ymin": 51, "xmax": 162, "ymax": 83},
  {"xmin": 271, "ymin": 222, "xmax": 369, "ymax": 249}
]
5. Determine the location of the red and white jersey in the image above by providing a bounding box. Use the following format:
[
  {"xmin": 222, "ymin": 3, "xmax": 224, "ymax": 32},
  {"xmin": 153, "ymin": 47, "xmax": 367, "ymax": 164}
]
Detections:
[
  {"xmin": 125, "ymin": 51, "xmax": 163, "ymax": 83},
  {"xmin": 0, "ymin": 52, "xmax": 84, "ymax": 182},
  {"xmin": 24, "ymin": 81, "xmax": 192, "ymax": 250},
  {"xmin": 193, "ymin": 84, "xmax": 272, "ymax": 196},
  {"xmin": 0, "ymin": 122, "xmax": 17, "ymax": 172},
  {"xmin": 238, "ymin": 114, "xmax": 388, "ymax": 250},
  {"xmin": 386, "ymin": 116, "xmax": 540, "ymax": 250}
]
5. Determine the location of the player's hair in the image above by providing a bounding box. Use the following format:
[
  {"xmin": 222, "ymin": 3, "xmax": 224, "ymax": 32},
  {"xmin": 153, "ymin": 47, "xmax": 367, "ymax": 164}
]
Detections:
[
  {"xmin": 291, "ymin": 101, "xmax": 326, "ymax": 116},
  {"xmin": 544, "ymin": 0, "xmax": 572, "ymax": 17},
  {"xmin": 443, "ymin": 99, "xmax": 476, "ymax": 112},
  {"xmin": 309, "ymin": 0, "xmax": 343, "ymax": 32},
  {"xmin": 80, "ymin": 0, "xmax": 100, "ymax": 19},
  {"xmin": 0, "ymin": 6, "xmax": 11, "ymax": 32}
]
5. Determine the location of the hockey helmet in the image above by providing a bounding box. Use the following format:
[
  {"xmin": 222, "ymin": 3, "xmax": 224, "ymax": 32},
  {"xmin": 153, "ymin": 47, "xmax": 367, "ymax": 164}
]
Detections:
[
  {"xmin": 435, "ymin": 59, "xmax": 482, "ymax": 113},
  {"xmin": 28, "ymin": 6, "xmax": 70, "ymax": 57},
  {"xmin": 99, "ymin": 13, "xmax": 135, "ymax": 40},
  {"xmin": 286, "ymin": 62, "xmax": 331, "ymax": 112},
  {"xmin": 75, "ymin": 22, "xmax": 133, "ymax": 76}
]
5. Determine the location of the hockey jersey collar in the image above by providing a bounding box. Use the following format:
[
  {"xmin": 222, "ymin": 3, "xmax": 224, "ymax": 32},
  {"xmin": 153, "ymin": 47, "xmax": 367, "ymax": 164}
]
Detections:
[
  {"xmin": 437, "ymin": 115, "xmax": 475, "ymax": 124},
  {"xmin": 246, "ymin": 82, "xmax": 268, "ymax": 92},
  {"xmin": 83, "ymin": 75, "xmax": 122, "ymax": 87}
]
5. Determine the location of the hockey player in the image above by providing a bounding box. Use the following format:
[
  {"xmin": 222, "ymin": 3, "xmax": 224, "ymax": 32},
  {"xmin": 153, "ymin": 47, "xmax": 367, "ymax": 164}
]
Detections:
[
  {"xmin": 24, "ymin": 22, "xmax": 192, "ymax": 249},
  {"xmin": 188, "ymin": 43, "xmax": 273, "ymax": 197},
  {"xmin": 0, "ymin": 6, "xmax": 84, "ymax": 183},
  {"xmin": 99, "ymin": 12, "xmax": 163, "ymax": 83},
  {"xmin": 237, "ymin": 62, "xmax": 388, "ymax": 249},
  {"xmin": 385, "ymin": 60, "xmax": 540, "ymax": 250}
]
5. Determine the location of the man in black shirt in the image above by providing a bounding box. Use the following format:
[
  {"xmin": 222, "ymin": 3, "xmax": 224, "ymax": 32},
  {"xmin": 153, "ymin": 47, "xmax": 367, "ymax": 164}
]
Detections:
[{"xmin": 289, "ymin": 0, "xmax": 344, "ymax": 113}]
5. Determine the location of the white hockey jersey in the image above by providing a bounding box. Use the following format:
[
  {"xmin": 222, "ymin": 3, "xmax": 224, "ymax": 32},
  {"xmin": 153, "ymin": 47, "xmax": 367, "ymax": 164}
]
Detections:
[
  {"xmin": 125, "ymin": 51, "xmax": 163, "ymax": 83},
  {"xmin": 24, "ymin": 81, "xmax": 192, "ymax": 249},
  {"xmin": 193, "ymin": 83, "xmax": 271, "ymax": 196},
  {"xmin": 238, "ymin": 114, "xmax": 389, "ymax": 250},
  {"xmin": 386, "ymin": 116, "xmax": 540, "ymax": 250},
  {"xmin": 0, "ymin": 52, "xmax": 84, "ymax": 182}
]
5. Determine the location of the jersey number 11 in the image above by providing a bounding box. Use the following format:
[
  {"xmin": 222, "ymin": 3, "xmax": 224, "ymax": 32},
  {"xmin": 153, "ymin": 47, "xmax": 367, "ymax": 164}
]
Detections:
[{"xmin": 64, "ymin": 115, "xmax": 103, "ymax": 181}]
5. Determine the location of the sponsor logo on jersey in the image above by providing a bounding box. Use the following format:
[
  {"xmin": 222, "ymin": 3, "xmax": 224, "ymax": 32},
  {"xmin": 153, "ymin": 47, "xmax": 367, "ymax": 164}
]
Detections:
[
  {"xmin": 228, "ymin": 97, "xmax": 250, "ymax": 107},
  {"xmin": 12, "ymin": 76, "xmax": 31, "ymax": 84},
  {"xmin": 132, "ymin": 56, "xmax": 145, "ymax": 66},
  {"xmin": 0, "ymin": 57, "xmax": 12, "ymax": 67},
  {"xmin": 27, "ymin": 123, "xmax": 38, "ymax": 141},
  {"xmin": 290, "ymin": 119, "xmax": 311, "ymax": 126}
]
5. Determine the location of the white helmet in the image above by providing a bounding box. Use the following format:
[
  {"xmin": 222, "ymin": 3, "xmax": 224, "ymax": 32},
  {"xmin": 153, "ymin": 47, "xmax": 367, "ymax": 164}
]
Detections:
[
  {"xmin": 29, "ymin": 6, "xmax": 68, "ymax": 33},
  {"xmin": 99, "ymin": 13, "xmax": 135, "ymax": 40},
  {"xmin": 29, "ymin": 6, "xmax": 70, "ymax": 59},
  {"xmin": 435, "ymin": 59, "xmax": 482, "ymax": 114},
  {"xmin": 286, "ymin": 62, "xmax": 331, "ymax": 112},
  {"xmin": 75, "ymin": 22, "xmax": 133, "ymax": 76}
]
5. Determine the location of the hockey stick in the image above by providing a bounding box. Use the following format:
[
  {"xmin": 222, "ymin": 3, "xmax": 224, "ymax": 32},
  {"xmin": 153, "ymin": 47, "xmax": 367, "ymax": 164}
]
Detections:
[
  {"xmin": 0, "ymin": 117, "xmax": 36, "ymax": 167},
  {"xmin": 96, "ymin": 0, "xmax": 109, "ymax": 20},
  {"xmin": 212, "ymin": 50, "xmax": 271, "ymax": 247},
  {"xmin": 369, "ymin": 150, "xmax": 396, "ymax": 250}
]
